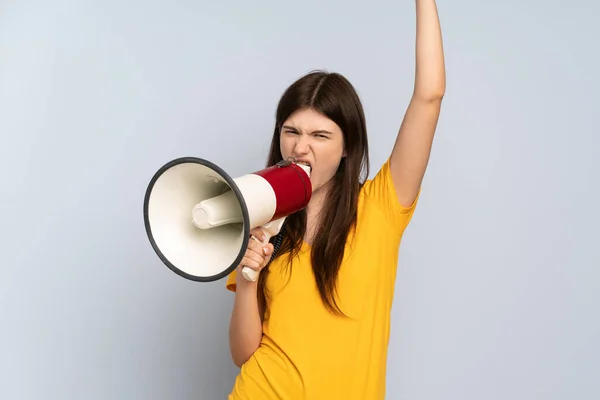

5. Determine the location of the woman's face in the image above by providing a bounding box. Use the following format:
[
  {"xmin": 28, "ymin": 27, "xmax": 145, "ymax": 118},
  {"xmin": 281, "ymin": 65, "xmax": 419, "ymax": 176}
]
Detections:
[{"xmin": 279, "ymin": 108, "xmax": 346, "ymax": 194}]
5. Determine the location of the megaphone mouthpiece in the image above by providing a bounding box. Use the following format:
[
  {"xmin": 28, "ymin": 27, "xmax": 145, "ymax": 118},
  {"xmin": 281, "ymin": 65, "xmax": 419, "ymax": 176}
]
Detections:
[{"xmin": 191, "ymin": 189, "xmax": 243, "ymax": 229}]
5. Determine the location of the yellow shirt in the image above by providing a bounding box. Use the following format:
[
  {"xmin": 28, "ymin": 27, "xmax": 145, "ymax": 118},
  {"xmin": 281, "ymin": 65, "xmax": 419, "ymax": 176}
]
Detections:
[{"xmin": 225, "ymin": 159, "xmax": 419, "ymax": 399}]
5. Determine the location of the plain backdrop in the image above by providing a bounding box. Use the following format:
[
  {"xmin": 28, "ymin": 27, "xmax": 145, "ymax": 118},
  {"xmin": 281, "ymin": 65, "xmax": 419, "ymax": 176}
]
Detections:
[{"xmin": 1, "ymin": 0, "xmax": 599, "ymax": 399}]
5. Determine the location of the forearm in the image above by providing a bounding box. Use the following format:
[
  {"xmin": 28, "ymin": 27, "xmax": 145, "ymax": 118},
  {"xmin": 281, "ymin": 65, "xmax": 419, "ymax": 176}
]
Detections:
[
  {"xmin": 414, "ymin": 0, "xmax": 446, "ymax": 100},
  {"xmin": 228, "ymin": 283, "xmax": 263, "ymax": 367}
]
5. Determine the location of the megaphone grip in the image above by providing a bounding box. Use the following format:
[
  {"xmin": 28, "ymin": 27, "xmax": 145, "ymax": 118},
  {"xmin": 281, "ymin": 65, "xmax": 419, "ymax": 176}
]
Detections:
[
  {"xmin": 241, "ymin": 234, "xmax": 269, "ymax": 282},
  {"xmin": 240, "ymin": 217, "xmax": 287, "ymax": 282},
  {"xmin": 241, "ymin": 266, "xmax": 259, "ymax": 281}
]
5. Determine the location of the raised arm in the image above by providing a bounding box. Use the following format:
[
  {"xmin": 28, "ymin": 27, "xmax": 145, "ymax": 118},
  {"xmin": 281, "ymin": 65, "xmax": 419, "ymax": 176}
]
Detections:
[{"xmin": 390, "ymin": 0, "xmax": 446, "ymax": 207}]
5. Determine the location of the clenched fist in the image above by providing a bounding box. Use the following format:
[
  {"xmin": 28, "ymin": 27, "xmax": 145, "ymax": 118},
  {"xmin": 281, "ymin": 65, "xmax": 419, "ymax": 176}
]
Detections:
[{"xmin": 236, "ymin": 227, "xmax": 275, "ymax": 285}]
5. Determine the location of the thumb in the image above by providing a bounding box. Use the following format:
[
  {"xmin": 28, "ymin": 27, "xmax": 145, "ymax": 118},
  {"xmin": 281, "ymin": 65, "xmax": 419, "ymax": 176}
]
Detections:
[{"xmin": 261, "ymin": 243, "xmax": 275, "ymax": 266}]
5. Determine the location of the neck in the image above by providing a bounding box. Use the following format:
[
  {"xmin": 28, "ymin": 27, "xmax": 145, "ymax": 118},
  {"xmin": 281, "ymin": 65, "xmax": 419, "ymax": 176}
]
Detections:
[
  {"xmin": 303, "ymin": 184, "xmax": 329, "ymax": 244},
  {"xmin": 307, "ymin": 181, "xmax": 330, "ymax": 215}
]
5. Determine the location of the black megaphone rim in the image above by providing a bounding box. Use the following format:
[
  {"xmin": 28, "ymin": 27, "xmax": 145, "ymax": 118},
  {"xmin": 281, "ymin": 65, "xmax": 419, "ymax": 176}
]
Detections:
[{"xmin": 142, "ymin": 156, "xmax": 251, "ymax": 282}]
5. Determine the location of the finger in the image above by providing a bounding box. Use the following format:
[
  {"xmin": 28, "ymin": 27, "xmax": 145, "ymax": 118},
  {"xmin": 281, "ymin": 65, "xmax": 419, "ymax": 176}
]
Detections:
[
  {"xmin": 247, "ymin": 238, "xmax": 271, "ymax": 259},
  {"xmin": 247, "ymin": 236, "xmax": 265, "ymax": 253},
  {"xmin": 262, "ymin": 243, "xmax": 274, "ymax": 259},
  {"xmin": 244, "ymin": 250, "xmax": 264, "ymax": 267},
  {"xmin": 249, "ymin": 227, "xmax": 266, "ymax": 238},
  {"xmin": 239, "ymin": 257, "xmax": 261, "ymax": 271},
  {"xmin": 259, "ymin": 244, "xmax": 275, "ymax": 268},
  {"xmin": 264, "ymin": 243, "xmax": 274, "ymax": 253},
  {"xmin": 249, "ymin": 228, "xmax": 267, "ymax": 244}
]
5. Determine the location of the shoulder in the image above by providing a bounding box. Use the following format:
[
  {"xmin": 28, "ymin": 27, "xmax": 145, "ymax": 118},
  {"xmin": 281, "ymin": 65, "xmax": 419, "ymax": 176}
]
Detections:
[{"xmin": 358, "ymin": 158, "xmax": 421, "ymax": 238}]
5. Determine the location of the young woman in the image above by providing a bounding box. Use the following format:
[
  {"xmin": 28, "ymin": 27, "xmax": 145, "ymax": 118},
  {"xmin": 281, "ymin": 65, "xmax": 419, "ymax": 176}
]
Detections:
[{"xmin": 225, "ymin": 1, "xmax": 445, "ymax": 398}]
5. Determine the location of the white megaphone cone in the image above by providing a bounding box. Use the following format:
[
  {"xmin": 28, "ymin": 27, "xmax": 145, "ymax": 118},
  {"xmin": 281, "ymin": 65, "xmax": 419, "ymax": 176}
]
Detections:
[{"xmin": 143, "ymin": 156, "xmax": 311, "ymax": 282}]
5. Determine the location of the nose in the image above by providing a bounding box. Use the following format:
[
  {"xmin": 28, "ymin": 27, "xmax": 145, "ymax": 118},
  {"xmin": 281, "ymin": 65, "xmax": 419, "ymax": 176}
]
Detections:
[{"xmin": 293, "ymin": 133, "xmax": 311, "ymax": 155}]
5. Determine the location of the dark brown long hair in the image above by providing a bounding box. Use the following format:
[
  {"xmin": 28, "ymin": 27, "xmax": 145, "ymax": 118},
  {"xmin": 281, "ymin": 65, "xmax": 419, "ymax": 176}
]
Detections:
[{"xmin": 258, "ymin": 70, "xmax": 370, "ymax": 316}]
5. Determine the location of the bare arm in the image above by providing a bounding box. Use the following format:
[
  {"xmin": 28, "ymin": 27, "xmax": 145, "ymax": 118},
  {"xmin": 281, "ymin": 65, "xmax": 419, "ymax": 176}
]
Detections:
[
  {"xmin": 228, "ymin": 228, "xmax": 273, "ymax": 367},
  {"xmin": 228, "ymin": 282, "xmax": 264, "ymax": 367},
  {"xmin": 390, "ymin": 0, "xmax": 446, "ymax": 207}
]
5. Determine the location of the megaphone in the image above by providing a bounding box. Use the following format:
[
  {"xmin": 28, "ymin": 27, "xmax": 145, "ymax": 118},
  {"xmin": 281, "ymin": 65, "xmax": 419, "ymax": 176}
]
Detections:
[{"xmin": 143, "ymin": 156, "xmax": 312, "ymax": 282}]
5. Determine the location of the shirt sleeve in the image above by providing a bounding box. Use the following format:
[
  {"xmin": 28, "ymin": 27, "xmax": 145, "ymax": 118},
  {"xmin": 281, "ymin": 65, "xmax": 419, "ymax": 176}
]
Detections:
[
  {"xmin": 225, "ymin": 269, "xmax": 237, "ymax": 292},
  {"xmin": 361, "ymin": 158, "xmax": 421, "ymax": 237}
]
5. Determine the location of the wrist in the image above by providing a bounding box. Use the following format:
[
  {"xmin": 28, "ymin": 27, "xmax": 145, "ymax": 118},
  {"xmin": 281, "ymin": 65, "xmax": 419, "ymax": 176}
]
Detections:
[
  {"xmin": 234, "ymin": 279, "xmax": 260, "ymax": 306},
  {"xmin": 236, "ymin": 275, "xmax": 259, "ymax": 292}
]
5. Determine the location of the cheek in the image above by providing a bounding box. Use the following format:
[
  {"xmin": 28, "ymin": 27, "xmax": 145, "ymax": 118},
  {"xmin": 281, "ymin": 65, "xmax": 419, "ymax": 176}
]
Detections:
[
  {"xmin": 314, "ymin": 146, "xmax": 344, "ymax": 179},
  {"xmin": 279, "ymin": 137, "xmax": 293, "ymax": 157},
  {"xmin": 319, "ymin": 140, "xmax": 345, "ymax": 163}
]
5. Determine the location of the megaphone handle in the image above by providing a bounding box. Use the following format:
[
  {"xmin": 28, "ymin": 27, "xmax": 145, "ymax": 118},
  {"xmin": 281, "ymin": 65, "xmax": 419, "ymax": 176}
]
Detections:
[{"xmin": 241, "ymin": 217, "xmax": 286, "ymax": 282}]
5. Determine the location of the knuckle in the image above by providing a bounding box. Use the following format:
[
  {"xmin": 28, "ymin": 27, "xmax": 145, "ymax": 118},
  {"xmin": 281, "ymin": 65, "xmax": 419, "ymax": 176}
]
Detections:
[
  {"xmin": 249, "ymin": 256, "xmax": 263, "ymax": 269},
  {"xmin": 249, "ymin": 240, "xmax": 261, "ymax": 251},
  {"xmin": 246, "ymin": 250, "xmax": 262, "ymax": 262},
  {"xmin": 249, "ymin": 228, "xmax": 266, "ymax": 242}
]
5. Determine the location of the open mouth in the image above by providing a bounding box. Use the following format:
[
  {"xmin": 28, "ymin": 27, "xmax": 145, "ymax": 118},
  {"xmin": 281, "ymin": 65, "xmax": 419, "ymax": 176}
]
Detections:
[{"xmin": 293, "ymin": 160, "xmax": 312, "ymax": 175}]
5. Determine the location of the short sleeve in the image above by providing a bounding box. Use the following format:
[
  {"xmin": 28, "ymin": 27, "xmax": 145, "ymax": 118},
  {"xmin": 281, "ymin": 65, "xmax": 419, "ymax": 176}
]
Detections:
[
  {"xmin": 361, "ymin": 158, "xmax": 420, "ymax": 236},
  {"xmin": 225, "ymin": 269, "xmax": 237, "ymax": 292}
]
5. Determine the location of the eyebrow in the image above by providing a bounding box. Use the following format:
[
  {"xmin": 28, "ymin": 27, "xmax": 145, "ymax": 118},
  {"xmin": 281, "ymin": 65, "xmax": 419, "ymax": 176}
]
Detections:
[{"xmin": 282, "ymin": 125, "xmax": 333, "ymax": 135}]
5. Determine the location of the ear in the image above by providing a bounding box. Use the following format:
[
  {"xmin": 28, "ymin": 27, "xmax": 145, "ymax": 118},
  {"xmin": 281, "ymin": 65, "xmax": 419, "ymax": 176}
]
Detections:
[{"xmin": 342, "ymin": 148, "xmax": 347, "ymax": 158}]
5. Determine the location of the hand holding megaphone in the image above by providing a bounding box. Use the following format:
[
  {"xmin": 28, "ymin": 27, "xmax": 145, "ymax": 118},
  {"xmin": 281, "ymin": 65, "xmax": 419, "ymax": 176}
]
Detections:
[
  {"xmin": 239, "ymin": 217, "xmax": 286, "ymax": 282},
  {"xmin": 143, "ymin": 156, "xmax": 312, "ymax": 283}
]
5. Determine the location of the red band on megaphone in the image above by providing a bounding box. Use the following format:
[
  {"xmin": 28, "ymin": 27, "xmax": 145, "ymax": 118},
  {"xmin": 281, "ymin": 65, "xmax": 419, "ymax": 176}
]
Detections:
[{"xmin": 253, "ymin": 163, "xmax": 312, "ymax": 220}]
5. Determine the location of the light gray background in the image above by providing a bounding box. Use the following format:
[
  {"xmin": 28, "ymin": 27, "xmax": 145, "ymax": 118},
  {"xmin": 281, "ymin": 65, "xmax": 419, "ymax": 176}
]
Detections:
[{"xmin": 1, "ymin": 0, "xmax": 598, "ymax": 399}]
